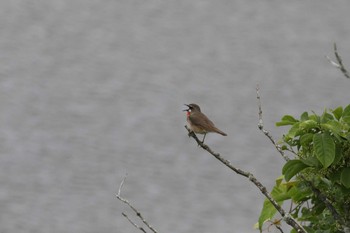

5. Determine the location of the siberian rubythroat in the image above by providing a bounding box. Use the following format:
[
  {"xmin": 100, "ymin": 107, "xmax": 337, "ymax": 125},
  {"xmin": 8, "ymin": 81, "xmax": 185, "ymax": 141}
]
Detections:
[{"xmin": 184, "ymin": 103, "xmax": 227, "ymax": 143}]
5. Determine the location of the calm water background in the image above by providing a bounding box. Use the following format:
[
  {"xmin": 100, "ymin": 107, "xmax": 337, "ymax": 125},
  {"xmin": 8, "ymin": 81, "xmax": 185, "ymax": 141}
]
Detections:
[{"xmin": 1, "ymin": 1, "xmax": 350, "ymax": 233}]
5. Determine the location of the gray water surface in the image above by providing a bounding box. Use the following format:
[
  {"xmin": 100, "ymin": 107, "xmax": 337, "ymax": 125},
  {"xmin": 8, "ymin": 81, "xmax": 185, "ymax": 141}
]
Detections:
[{"xmin": 1, "ymin": 1, "xmax": 350, "ymax": 233}]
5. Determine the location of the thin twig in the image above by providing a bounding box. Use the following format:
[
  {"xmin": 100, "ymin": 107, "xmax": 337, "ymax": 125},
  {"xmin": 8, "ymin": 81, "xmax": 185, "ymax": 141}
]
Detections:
[
  {"xmin": 326, "ymin": 43, "xmax": 350, "ymax": 78},
  {"xmin": 256, "ymin": 85, "xmax": 290, "ymax": 161},
  {"xmin": 184, "ymin": 126, "xmax": 306, "ymax": 233},
  {"xmin": 284, "ymin": 148, "xmax": 298, "ymax": 156},
  {"xmin": 117, "ymin": 174, "xmax": 127, "ymax": 196},
  {"xmin": 275, "ymin": 224, "xmax": 284, "ymax": 233},
  {"xmin": 264, "ymin": 219, "xmax": 284, "ymax": 233},
  {"xmin": 122, "ymin": 213, "xmax": 148, "ymax": 233},
  {"xmin": 116, "ymin": 175, "xmax": 158, "ymax": 233}
]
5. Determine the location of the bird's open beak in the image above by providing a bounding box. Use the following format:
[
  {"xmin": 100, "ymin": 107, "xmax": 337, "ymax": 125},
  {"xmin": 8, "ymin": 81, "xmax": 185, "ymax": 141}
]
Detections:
[{"xmin": 183, "ymin": 104, "xmax": 190, "ymax": 111}]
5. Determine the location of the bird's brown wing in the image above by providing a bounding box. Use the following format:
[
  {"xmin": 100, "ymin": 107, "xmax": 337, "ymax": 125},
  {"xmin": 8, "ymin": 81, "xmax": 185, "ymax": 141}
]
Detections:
[
  {"xmin": 189, "ymin": 112, "xmax": 227, "ymax": 136},
  {"xmin": 189, "ymin": 112, "xmax": 216, "ymax": 129}
]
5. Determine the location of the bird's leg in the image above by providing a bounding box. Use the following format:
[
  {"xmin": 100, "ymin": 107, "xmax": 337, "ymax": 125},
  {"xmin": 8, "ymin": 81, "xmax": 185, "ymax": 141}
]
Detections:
[
  {"xmin": 201, "ymin": 133, "xmax": 207, "ymax": 143},
  {"xmin": 185, "ymin": 126, "xmax": 196, "ymax": 138}
]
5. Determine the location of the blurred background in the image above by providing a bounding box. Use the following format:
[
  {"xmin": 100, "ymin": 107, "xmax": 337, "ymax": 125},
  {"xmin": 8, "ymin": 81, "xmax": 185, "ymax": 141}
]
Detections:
[{"xmin": 1, "ymin": 1, "xmax": 350, "ymax": 232}]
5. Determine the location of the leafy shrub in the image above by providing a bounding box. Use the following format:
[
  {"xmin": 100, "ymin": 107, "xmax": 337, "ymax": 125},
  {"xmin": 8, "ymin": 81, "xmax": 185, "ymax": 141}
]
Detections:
[{"xmin": 258, "ymin": 105, "xmax": 350, "ymax": 233}]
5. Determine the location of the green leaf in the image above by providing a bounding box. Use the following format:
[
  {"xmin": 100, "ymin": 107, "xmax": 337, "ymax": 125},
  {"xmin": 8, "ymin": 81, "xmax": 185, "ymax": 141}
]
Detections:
[
  {"xmin": 342, "ymin": 105, "xmax": 350, "ymax": 124},
  {"xmin": 321, "ymin": 120, "xmax": 342, "ymax": 136},
  {"xmin": 283, "ymin": 180, "xmax": 297, "ymax": 190},
  {"xmin": 276, "ymin": 115, "xmax": 298, "ymax": 126},
  {"xmin": 282, "ymin": 115, "xmax": 297, "ymax": 122},
  {"xmin": 340, "ymin": 168, "xmax": 350, "ymax": 188},
  {"xmin": 275, "ymin": 121, "xmax": 292, "ymax": 126},
  {"xmin": 313, "ymin": 133, "xmax": 335, "ymax": 168},
  {"xmin": 287, "ymin": 185, "xmax": 311, "ymax": 202},
  {"xmin": 309, "ymin": 114, "xmax": 320, "ymax": 123},
  {"xmin": 333, "ymin": 145, "xmax": 342, "ymax": 165},
  {"xmin": 342, "ymin": 104, "xmax": 350, "ymax": 117},
  {"xmin": 275, "ymin": 175, "xmax": 284, "ymax": 187},
  {"xmin": 342, "ymin": 116, "xmax": 350, "ymax": 125},
  {"xmin": 332, "ymin": 106, "xmax": 343, "ymax": 120},
  {"xmin": 282, "ymin": 160, "xmax": 309, "ymax": 181},
  {"xmin": 300, "ymin": 156, "xmax": 321, "ymax": 168},
  {"xmin": 272, "ymin": 182, "xmax": 291, "ymax": 202},
  {"xmin": 300, "ymin": 112, "xmax": 309, "ymax": 121},
  {"xmin": 286, "ymin": 122, "xmax": 301, "ymax": 138},
  {"xmin": 320, "ymin": 111, "xmax": 334, "ymax": 123},
  {"xmin": 300, "ymin": 133, "xmax": 314, "ymax": 147},
  {"xmin": 299, "ymin": 120, "xmax": 319, "ymax": 131}
]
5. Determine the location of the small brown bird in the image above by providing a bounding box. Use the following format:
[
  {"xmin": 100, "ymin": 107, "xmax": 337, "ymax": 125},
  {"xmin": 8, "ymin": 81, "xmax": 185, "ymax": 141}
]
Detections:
[{"xmin": 184, "ymin": 103, "xmax": 227, "ymax": 143}]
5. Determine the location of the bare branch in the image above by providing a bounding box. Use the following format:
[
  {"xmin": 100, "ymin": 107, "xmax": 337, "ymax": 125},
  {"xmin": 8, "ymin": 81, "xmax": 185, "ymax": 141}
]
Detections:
[
  {"xmin": 184, "ymin": 126, "xmax": 306, "ymax": 233},
  {"xmin": 116, "ymin": 175, "xmax": 158, "ymax": 233},
  {"xmin": 303, "ymin": 179, "xmax": 345, "ymax": 227},
  {"xmin": 256, "ymin": 85, "xmax": 290, "ymax": 161},
  {"xmin": 326, "ymin": 43, "xmax": 350, "ymax": 78}
]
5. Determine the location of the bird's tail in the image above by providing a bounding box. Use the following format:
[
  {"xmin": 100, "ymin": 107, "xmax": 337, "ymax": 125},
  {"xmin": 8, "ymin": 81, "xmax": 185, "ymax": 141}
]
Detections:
[{"xmin": 215, "ymin": 128, "xmax": 227, "ymax": 136}]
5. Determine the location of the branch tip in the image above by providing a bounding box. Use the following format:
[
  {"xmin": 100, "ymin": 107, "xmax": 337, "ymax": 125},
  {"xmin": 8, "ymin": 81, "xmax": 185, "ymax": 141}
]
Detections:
[
  {"xmin": 326, "ymin": 43, "xmax": 350, "ymax": 78},
  {"xmin": 117, "ymin": 174, "xmax": 128, "ymax": 197}
]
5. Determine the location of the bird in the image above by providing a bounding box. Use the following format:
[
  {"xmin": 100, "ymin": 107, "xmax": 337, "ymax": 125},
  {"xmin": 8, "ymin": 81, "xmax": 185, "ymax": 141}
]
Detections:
[{"xmin": 184, "ymin": 103, "xmax": 227, "ymax": 143}]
